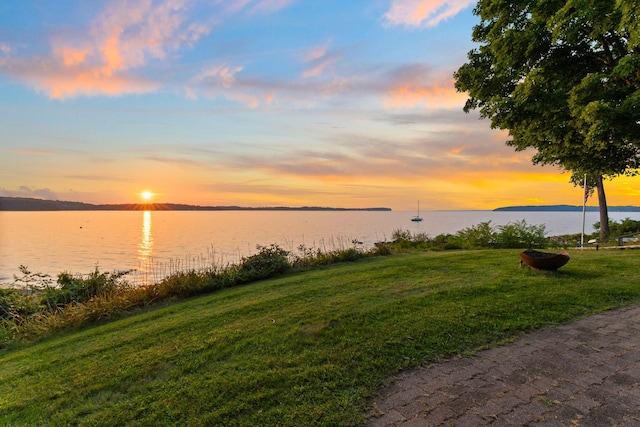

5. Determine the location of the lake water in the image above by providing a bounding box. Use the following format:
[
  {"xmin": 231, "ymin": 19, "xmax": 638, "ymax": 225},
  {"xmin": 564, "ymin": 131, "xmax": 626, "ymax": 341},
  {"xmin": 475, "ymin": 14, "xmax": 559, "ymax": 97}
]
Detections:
[{"xmin": 2, "ymin": 210, "xmax": 638, "ymax": 285}]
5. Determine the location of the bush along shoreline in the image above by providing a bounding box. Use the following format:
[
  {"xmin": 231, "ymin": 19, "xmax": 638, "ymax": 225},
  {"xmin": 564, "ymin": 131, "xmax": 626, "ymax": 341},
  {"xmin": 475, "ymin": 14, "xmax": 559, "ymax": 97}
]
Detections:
[{"xmin": 3, "ymin": 218, "xmax": 637, "ymax": 347}]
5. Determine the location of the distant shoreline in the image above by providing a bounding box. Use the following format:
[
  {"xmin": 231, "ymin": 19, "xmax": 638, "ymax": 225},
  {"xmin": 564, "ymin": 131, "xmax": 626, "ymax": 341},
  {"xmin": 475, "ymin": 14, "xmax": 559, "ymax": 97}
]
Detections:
[
  {"xmin": 0, "ymin": 197, "xmax": 391, "ymax": 212},
  {"xmin": 494, "ymin": 204, "xmax": 640, "ymax": 212},
  {"xmin": 3, "ymin": 197, "xmax": 639, "ymax": 213}
]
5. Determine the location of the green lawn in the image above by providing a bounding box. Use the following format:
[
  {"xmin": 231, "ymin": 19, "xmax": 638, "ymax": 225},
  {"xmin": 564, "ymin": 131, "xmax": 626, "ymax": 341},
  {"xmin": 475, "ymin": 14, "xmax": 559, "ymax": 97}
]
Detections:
[{"xmin": 1, "ymin": 249, "xmax": 639, "ymax": 426}]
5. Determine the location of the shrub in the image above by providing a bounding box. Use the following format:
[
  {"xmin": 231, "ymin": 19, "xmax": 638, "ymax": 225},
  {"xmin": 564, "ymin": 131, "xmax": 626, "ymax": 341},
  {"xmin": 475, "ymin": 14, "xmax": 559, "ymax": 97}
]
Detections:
[
  {"xmin": 595, "ymin": 218, "xmax": 640, "ymax": 237},
  {"xmin": 387, "ymin": 221, "xmax": 548, "ymax": 251},
  {"xmin": 425, "ymin": 233, "xmax": 458, "ymax": 250},
  {"xmin": 236, "ymin": 244, "xmax": 291, "ymax": 283},
  {"xmin": 293, "ymin": 245, "xmax": 323, "ymax": 267},
  {"xmin": 153, "ymin": 270, "xmax": 212, "ymax": 299},
  {"xmin": 391, "ymin": 229, "xmax": 413, "ymax": 242},
  {"xmin": 495, "ymin": 220, "xmax": 547, "ymax": 249},
  {"xmin": 39, "ymin": 268, "xmax": 132, "ymax": 310},
  {"xmin": 455, "ymin": 221, "xmax": 496, "ymax": 248},
  {"xmin": 451, "ymin": 220, "xmax": 548, "ymax": 249},
  {"xmin": 373, "ymin": 243, "xmax": 393, "ymax": 256},
  {"xmin": 389, "ymin": 229, "xmax": 432, "ymax": 251},
  {"xmin": 333, "ymin": 247, "xmax": 360, "ymax": 262},
  {"xmin": 11, "ymin": 265, "xmax": 54, "ymax": 291},
  {"xmin": 1, "ymin": 267, "xmax": 136, "ymax": 347},
  {"xmin": 444, "ymin": 241, "xmax": 463, "ymax": 250},
  {"xmin": 293, "ymin": 242, "xmax": 373, "ymax": 267},
  {"xmin": 0, "ymin": 288, "xmax": 40, "ymax": 321}
]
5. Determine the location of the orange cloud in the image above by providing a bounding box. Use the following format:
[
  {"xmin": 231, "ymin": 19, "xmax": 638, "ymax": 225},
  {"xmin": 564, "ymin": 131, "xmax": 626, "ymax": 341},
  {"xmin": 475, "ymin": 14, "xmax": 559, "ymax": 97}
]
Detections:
[
  {"xmin": 100, "ymin": 35, "xmax": 125, "ymax": 76},
  {"xmin": 56, "ymin": 48, "xmax": 90, "ymax": 66},
  {"xmin": 1, "ymin": 0, "xmax": 299, "ymax": 99},
  {"xmin": 2, "ymin": 0, "xmax": 210, "ymax": 99},
  {"xmin": 385, "ymin": 77, "xmax": 467, "ymax": 109},
  {"xmin": 47, "ymin": 72, "xmax": 159, "ymax": 99},
  {"xmin": 384, "ymin": 0, "xmax": 476, "ymax": 27}
]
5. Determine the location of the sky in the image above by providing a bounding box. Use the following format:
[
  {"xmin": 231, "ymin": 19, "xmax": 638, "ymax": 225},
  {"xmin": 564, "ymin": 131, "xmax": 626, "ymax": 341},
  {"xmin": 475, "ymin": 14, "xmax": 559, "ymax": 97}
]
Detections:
[{"xmin": 1, "ymin": 0, "xmax": 639, "ymax": 211}]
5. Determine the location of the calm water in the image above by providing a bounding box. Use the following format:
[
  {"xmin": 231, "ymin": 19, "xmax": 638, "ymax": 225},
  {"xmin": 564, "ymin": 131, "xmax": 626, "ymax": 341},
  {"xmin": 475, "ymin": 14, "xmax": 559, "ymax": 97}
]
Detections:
[{"xmin": 2, "ymin": 210, "xmax": 638, "ymax": 284}]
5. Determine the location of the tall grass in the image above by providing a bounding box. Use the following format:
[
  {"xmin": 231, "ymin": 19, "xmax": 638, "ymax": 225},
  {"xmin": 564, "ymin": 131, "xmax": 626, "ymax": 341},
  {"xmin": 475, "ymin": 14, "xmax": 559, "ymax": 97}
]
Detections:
[
  {"xmin": 132, "ymin": 245, "xmax": 244, "ymax": 286},
  {"xmin": 130, "ymin": 236, "xmax": 366, "ymax": 286}
]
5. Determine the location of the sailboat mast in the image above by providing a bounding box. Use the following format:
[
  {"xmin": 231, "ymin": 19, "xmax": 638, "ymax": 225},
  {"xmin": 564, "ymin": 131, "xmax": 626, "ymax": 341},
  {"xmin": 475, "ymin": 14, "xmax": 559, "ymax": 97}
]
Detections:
[{"xmin": 411, "ymin": 200, "xmax": 423, "ymax": 222}]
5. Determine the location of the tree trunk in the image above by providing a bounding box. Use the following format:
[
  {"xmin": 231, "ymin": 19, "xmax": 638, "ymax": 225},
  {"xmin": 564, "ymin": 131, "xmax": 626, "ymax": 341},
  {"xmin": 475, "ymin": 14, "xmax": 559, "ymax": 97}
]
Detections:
[{"xmin": 596, "ymin": 174, "xmax": 610, "ymax": 240}]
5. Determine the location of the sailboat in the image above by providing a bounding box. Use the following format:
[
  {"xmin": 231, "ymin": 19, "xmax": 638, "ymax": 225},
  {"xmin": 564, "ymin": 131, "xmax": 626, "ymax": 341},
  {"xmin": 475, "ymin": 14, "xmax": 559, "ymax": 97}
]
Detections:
[{"xmin": 411, "ymin": 201, "xmax": 423, "ymax": 222}]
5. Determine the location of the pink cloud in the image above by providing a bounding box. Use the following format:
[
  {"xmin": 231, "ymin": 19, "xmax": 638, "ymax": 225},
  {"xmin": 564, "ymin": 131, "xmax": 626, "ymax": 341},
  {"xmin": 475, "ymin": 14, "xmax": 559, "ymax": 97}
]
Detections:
[
  {"xmin": 189, "ymin": 63, "xmax": 267, "ymax": 106},
  {"xmin": 384, "ymin": 0, "xmax": 475, "ymax": 27},
  {"xmin": 190, "ymin": 64, "xmax": 263, "ymax": 107},
  {"xmin": 0, "ymin": 42, "xmax": 12, "ymax": 55},
  {"xmin": 302, "ymin": 56, "xmax": 336, "ymax": 79},
  {"xmin": 301, "ymin": 43, "xmax": 341, "ymax": 79},
  {"xmin": 195, "ymin": 64, "xmax": 245, "ymax": 88},
  {"xmin": 0, "ymin": 0, "xmax": 298, "ymax": 99},
  {"xmin": 383, "ymin": 65, "xmax": 467, "ymax": 109},
  {"xmin": 1, "ymin": 0, "xmax": 210, "ymax": 98},
  {"xmin": 303, "ymin": 43, "xmax": 330, "ymax": 62}
]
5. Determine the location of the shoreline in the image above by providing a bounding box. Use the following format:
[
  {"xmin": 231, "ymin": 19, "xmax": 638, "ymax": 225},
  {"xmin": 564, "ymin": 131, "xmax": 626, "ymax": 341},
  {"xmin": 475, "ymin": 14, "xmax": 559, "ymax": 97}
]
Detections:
[{"xmin": 0, "ymin": 197, "xmax": 391, "ymax": 212}]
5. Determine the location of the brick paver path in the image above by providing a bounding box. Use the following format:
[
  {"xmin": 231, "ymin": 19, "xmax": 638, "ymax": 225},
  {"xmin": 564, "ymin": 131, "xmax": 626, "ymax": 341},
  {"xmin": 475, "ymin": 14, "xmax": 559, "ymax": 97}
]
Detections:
[{"xmin": 366, "ymin": 304, "xmax": 640, "ymax": 426}]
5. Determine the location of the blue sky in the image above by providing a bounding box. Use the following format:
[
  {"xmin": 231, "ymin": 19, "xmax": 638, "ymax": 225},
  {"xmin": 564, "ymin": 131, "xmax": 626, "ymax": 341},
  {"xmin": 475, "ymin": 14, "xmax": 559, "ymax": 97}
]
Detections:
[{"xmin": 1, "ymin": 0, "xmax": 638, "ymax": 209}]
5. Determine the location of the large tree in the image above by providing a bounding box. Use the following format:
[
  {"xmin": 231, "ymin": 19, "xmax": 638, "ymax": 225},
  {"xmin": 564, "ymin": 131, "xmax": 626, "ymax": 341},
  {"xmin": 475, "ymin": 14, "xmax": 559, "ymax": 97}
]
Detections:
[{"xmin": 454, "ymin": 0, "xmax": 640, "ymax": 240}]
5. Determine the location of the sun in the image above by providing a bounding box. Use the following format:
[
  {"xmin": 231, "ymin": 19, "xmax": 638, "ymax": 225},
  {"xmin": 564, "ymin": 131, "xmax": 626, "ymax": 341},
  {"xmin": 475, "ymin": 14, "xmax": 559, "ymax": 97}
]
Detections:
[{"xmin": 141, "ymin": 191, "xmax": 154, "ymax": 201}]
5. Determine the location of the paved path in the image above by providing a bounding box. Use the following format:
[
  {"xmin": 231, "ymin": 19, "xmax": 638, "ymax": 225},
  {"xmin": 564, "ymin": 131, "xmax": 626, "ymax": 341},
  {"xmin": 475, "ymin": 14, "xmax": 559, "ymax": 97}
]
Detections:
[{"xmin": 366, "ymin": 304, "xmax": 640, "ymax": 426}]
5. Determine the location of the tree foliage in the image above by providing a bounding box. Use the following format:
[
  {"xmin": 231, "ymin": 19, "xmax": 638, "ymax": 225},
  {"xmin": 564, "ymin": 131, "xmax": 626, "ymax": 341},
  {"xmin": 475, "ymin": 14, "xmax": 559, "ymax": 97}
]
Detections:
[{"xmin": 454, "ymin": 0, "xmax": 640, "ymax": 239}]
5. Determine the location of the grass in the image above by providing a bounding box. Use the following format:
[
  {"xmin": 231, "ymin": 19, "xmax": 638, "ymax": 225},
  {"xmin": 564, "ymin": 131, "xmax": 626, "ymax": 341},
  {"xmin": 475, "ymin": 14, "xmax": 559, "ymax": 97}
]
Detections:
[{"xmin": 1, "ymin": 249, "xmax": 640, "ymax": 426}]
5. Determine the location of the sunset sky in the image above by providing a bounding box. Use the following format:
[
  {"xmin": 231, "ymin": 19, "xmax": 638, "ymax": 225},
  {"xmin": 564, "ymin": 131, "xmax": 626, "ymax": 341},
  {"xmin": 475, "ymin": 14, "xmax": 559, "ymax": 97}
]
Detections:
[{"xmin": 1, "ymin": 0, "xmax": 638, "ymax": 210}]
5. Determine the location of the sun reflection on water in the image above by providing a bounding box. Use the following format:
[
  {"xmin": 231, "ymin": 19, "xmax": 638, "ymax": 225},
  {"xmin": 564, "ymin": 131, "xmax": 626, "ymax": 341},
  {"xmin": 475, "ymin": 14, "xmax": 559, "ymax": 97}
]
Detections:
[{"xmin": 138, "ymin": 210, "xmax": 153, "ymax": 263}]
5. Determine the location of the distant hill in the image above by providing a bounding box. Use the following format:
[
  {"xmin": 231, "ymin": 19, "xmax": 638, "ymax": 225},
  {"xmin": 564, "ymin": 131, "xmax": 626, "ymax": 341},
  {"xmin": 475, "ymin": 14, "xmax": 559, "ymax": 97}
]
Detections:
[
  {"xmin": 494, "ymin": 205, "xmax": 640, "ymax": 212},
  {"xmin": 0, "ymin": 197, "xmax": 391, "ymax": 212}
]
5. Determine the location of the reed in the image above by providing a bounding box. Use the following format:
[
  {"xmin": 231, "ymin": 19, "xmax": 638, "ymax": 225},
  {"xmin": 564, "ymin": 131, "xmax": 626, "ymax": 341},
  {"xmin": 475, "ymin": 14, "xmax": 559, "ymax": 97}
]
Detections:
[{"xmin": 129, "ymin": 237, "xmax": 363, "ymax": 287}]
